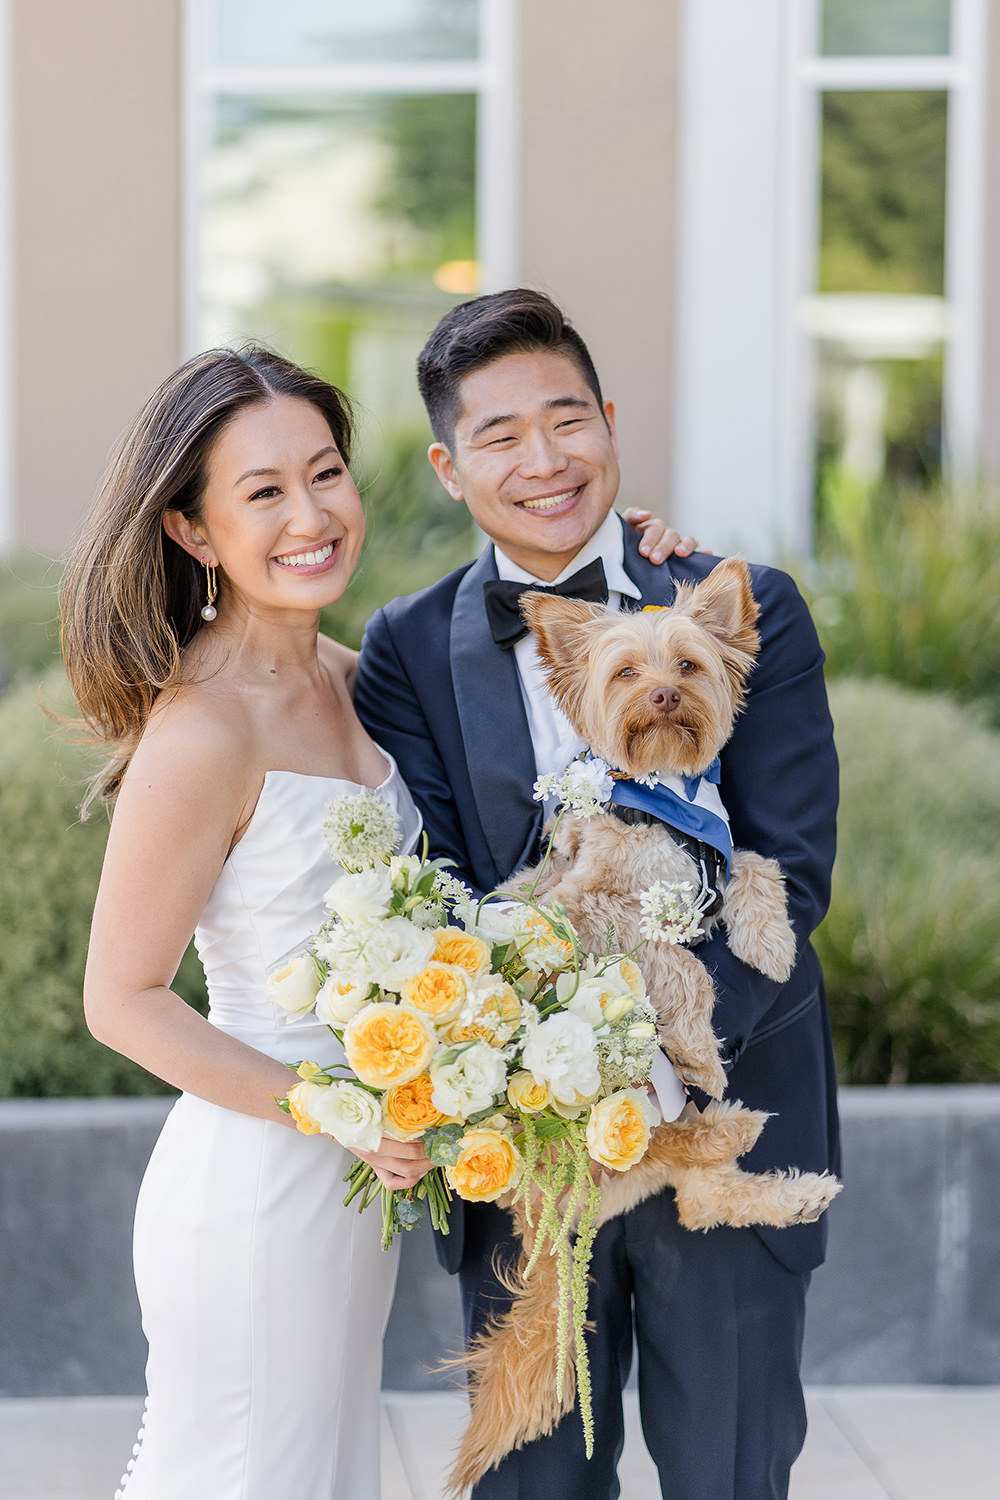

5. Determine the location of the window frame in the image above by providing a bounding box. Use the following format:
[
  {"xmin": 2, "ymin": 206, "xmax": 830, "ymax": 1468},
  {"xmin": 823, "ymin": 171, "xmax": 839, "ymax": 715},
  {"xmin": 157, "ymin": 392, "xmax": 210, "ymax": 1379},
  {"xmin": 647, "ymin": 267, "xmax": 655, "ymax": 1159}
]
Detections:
[
  {"xmin": 180, "ymin": 0, "xmax": 517, "ymax": 360},
  {"xmin": 671, "ymin": 0, "xmax": 988, "ymax": 561}
]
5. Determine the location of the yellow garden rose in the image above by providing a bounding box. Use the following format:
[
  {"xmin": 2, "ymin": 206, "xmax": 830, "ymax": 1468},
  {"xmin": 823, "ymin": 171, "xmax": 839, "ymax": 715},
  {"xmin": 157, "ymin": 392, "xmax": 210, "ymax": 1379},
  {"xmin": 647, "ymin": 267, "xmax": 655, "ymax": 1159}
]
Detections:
[
  {"xmin": 286, "ymin": 1076, "xmax": 324, "ymax": 1135},
  {"xmin": 586, "ymin": 1090, "xmax": 657, "ymax": 1171},
  {"xmin": 343, "ymin": 1002, "xmax": 436, "ymax": 1089},
  {"xmin": 401, "ymin": 962, "xmax": 467, "ymax": 1025},
  {"xmin": 446, "ymin": 1129, "xmax": 524, "ymax": 1203},
  {"xmin": 383, "ymin": 1073, "xmax": 446, "ymax": 1140},
  {"xmin": 445, "ymin": 1019, "xmax": 493, "ymax": 1045},
  {"xmin": 506, "ymin": 1069, "xmax": 551, "ymax": 1113},
  {"xmin": 432, "ymin": 927, "xmax": 492, "ymax": 977}
]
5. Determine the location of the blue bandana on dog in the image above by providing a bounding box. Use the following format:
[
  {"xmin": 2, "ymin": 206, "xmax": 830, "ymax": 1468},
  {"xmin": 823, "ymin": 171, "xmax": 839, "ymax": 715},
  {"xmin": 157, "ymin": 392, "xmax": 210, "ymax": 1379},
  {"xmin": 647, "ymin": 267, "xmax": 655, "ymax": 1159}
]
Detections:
[{"xmin": 585, "ymin": 753, "xmax": 734, "ymax": 876}]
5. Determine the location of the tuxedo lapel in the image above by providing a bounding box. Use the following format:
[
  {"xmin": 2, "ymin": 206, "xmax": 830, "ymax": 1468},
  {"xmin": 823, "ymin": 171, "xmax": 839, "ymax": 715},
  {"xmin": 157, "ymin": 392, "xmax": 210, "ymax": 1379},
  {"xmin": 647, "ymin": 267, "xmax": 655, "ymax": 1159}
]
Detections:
[
  {"xmin": 450, "ymin": 548, "xmax": 542, "ymax": 885},
  {"xmin": 620, "ymin": 518, "xmax": 681, "ymax": 605}
]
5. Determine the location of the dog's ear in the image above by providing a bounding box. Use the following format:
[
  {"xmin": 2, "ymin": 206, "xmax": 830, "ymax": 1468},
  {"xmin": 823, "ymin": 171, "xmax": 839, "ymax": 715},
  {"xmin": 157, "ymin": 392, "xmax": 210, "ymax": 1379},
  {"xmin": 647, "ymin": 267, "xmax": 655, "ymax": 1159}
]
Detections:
[
  {"xmin": 682, "ymin": 557, "xmax": 760, "ymax": 660},
  {"xmin": 519, "ymin": 592, "xmax": 603, "ymax": 670},
  {"xmin": 519, "ymin": 592, "xmax": 602, "ymax": 719}
]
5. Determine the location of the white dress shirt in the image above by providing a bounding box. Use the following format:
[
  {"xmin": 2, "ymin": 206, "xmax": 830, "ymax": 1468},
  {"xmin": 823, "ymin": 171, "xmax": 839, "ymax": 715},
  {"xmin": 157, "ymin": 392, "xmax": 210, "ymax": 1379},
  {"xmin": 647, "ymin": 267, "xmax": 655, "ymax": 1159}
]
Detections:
[{"xmin": 493, "ymin": 510, "xmax": 687, "ymax": 1122}]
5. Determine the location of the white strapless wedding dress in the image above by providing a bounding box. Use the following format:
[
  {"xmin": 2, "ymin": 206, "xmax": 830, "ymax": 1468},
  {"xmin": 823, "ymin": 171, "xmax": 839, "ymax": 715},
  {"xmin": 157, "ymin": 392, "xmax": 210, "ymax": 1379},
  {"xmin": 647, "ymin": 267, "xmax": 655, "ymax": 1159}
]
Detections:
[{"xmin": 117, "ymin": 759, "xmax": 421, "ymax": 1500}]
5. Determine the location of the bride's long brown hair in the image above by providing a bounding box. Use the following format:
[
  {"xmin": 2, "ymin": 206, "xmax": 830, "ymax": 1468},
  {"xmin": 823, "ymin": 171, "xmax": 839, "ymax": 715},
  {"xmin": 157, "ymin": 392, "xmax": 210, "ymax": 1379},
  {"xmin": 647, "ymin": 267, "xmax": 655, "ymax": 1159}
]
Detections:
[{"xmin": 61, "ymin": 345, "xmax": 354, "ymax": 814}]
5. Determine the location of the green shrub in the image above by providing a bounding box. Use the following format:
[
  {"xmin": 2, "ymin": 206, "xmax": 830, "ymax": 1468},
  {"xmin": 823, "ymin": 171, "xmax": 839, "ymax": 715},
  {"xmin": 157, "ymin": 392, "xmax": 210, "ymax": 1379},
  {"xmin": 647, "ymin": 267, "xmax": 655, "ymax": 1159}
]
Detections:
[
  {"xmin": 0, "ymin": 671, "xmax": 206, "ymax": 1098},
  {"xmin": 0, "ymin": 554, "xmax": 63, "ymax": 688},
  {"xmin": 320, "ymin": 422, "xmax": 476, "ymax": 649},
  {"xmin": 797, "ymin": 478, "xmax": 1000, "ymax": 722},
  {"xmin": 819, "ymin": 677, "xmax": 1000, "ymax": 1084}
]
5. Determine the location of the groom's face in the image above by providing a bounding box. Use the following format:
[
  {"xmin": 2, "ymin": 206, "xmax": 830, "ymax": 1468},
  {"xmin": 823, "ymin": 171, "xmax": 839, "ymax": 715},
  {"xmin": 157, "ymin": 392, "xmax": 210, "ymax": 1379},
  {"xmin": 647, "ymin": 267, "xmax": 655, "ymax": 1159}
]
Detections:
[{"xmin": 428, "ymin": 348, "xmax": 620, "ymax": 581}]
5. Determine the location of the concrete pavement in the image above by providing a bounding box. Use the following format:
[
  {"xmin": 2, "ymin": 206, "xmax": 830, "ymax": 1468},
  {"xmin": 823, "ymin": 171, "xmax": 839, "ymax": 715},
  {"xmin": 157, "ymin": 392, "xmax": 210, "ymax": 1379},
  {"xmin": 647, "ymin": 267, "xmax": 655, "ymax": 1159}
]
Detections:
[{"xmin": 1, "ymin": 1386, "xmax": 997, "ymax": 1499}]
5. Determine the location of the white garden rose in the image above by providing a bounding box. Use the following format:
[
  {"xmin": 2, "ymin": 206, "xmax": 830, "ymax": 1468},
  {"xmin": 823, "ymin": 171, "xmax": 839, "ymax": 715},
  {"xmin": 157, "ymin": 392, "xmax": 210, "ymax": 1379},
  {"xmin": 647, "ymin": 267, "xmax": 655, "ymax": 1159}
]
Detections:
[
  {"xmin": 388, "ymin": 854, "xmax": 423, "ymax": 890},
  {"xmin": 455, "ymin": 900, "xmax": 523, "ymax": 948},
  {"xmin": 554, "ymin": 974, "xmax": 610, "ymax": 1028},
  {"xmin": 309, "ymin": 1080, "xmax": 384, "ymax": 1153},
  {"xmin": 314, "ymin": 974, "xmax": 372, "ymax": 1027},
  {"xmin": 317, "ymin": 917, "xmax": 436, "ymax": 993},
  {"xmin": 265, "ymin": 954, "xmax": 322, "ymax": 1018},
  {"xmin": 323, "ymin": 866, "xmax": 394, "ymax": 924},
  {"xmin": 430, "ymin": 1041, "xmax": 508, "ymax": 1119},
  {"xmin": 521, "ymin": 1011, "xmax": 602, "ymax": 1104}
]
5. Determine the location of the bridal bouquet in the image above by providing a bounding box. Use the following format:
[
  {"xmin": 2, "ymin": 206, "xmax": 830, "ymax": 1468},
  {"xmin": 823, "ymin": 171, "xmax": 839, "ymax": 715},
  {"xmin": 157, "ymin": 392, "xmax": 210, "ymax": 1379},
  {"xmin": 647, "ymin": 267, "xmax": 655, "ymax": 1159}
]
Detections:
[{"xmin": 265, "ymin": 780, "xmax": 696, "ymax": 1450}]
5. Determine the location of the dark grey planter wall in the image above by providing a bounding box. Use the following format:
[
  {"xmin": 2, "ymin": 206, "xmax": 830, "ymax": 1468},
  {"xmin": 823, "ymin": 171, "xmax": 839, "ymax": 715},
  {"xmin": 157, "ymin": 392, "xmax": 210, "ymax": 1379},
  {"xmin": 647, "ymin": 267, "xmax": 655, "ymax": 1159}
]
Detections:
[{"xmin": 2, "ymin": 1088, "xmax": 999, "ymax": 1397}]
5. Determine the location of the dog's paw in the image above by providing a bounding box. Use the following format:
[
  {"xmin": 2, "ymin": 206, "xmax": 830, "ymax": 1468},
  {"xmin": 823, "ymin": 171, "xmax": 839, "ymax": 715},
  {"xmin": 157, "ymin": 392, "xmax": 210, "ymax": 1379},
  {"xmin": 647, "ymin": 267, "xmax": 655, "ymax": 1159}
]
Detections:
[
  {"xmin": 787, "ymin": 1172, "xmax": 843, "ymax": 1223},
  {"xmin": 723, "ymin": 853, "xmax": 797, "ymax": 981},
  {"xmin": 671, "ymin": 1051, "xmax": 728, "ymax": 1101}
]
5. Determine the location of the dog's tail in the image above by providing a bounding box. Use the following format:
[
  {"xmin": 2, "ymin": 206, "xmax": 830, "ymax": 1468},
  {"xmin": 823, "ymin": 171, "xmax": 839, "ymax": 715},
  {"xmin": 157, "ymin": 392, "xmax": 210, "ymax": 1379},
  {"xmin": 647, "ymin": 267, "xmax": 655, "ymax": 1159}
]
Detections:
[{"xmin": 445, "ymin": 1214, "xmax": 576, "ymax": 1497}]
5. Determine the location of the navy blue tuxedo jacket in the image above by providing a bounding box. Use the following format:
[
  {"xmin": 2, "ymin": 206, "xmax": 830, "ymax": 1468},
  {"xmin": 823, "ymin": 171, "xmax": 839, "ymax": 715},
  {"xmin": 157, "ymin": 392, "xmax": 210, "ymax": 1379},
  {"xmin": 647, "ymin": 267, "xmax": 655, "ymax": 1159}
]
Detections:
[{"xmin": 355, "ymin": 520, "xmax": 841, "ymax": 1276}]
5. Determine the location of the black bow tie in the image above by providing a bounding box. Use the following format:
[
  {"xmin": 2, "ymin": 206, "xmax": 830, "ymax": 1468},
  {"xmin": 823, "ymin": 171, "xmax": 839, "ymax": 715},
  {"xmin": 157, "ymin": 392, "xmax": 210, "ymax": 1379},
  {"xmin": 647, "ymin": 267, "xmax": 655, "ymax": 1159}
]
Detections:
[{"xmin": 483, "ymin": 558, "xmax": 609, "ymax": 649}]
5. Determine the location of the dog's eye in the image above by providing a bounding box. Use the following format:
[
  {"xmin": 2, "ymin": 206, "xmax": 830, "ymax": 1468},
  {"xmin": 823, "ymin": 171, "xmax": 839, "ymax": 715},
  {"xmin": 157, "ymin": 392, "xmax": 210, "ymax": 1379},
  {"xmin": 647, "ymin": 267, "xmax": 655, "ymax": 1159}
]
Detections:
[
  {"xmin": 679, "ymin": 660, "xmax": 697, "ymax": 673},
  {"xmin": 616, "ymin": 666, "xmax": 635, "ymax": 678}
]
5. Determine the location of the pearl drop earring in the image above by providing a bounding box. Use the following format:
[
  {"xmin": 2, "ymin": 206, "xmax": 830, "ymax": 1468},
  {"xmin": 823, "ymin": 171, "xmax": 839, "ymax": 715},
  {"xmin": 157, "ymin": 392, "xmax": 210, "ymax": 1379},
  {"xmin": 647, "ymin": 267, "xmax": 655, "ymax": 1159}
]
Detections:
[{"xmin": 201, "ymin": 563, "xmax": 218, "ymax": 622}]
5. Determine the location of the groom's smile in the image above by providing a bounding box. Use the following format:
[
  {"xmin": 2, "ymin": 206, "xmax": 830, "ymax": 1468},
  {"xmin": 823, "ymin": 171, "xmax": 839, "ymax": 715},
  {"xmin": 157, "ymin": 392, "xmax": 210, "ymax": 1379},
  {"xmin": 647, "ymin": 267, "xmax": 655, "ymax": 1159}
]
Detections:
[{"xmin": 427, "ymin": 348, "xmax": 621, "ymax": 581}]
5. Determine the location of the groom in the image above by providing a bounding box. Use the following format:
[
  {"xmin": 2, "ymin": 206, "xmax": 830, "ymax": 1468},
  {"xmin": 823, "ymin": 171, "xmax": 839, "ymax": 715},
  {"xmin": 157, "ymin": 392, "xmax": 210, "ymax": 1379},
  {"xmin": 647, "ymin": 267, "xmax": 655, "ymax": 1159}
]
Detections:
[{"xmin": 354, "ymin": 288, "xmax": 839, "ymax": 1500}]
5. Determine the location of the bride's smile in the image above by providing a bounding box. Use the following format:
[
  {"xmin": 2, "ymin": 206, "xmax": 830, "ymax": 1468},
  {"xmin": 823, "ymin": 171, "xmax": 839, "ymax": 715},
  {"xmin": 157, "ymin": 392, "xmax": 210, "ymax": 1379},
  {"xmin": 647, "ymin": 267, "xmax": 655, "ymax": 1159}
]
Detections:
[{"xmin": 166, "ymin": 392, "xmax": 366, "ymax": 626}]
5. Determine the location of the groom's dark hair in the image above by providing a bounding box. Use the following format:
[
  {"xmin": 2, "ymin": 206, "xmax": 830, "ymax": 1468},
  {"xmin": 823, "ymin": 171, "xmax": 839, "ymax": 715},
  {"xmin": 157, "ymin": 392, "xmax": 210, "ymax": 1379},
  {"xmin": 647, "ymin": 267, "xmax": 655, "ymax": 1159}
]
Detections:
[{"xmin": 417, "ymin": 288, "xmax": 605, "ymax": 448}]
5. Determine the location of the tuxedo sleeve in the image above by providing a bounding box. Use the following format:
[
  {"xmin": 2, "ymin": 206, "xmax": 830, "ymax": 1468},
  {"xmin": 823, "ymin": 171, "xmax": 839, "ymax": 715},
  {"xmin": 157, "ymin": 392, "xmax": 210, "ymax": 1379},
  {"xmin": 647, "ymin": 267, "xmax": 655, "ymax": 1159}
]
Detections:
[
  {"xmin": 698, "ymin": 566, "xmax": 838, "ymax": 1058},
  {"xmin": 354, "ymin": 604, "xmax": 480, "ymax": 889}
]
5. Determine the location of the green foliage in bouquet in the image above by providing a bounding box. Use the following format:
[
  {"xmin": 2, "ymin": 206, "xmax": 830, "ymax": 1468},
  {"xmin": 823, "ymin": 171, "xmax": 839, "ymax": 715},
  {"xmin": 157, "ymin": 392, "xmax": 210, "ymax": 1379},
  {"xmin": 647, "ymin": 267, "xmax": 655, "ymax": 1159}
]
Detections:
[
  {"xmin": 0, "ymin": 670, "xmax": 207, "ymax": 1098},
  {"xmin": 819, "ymin": 678, "xmax": 1000, "ymax": 1085},
  {"xmin": 799, "ymin": 475, "xmax": 1000, "ymax": 722}
]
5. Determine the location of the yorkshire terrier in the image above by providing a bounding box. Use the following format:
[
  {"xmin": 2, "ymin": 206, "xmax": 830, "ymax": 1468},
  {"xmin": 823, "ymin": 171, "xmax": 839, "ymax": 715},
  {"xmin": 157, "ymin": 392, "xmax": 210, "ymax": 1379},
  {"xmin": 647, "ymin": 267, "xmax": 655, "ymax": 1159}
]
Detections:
[
  {"xmin": 447, "ymin": 558, "xmax": 841, "ymax": 1494},
  {"xmin": 521, "ymin": 553, "xmax": 796, "ymax": 1101}
]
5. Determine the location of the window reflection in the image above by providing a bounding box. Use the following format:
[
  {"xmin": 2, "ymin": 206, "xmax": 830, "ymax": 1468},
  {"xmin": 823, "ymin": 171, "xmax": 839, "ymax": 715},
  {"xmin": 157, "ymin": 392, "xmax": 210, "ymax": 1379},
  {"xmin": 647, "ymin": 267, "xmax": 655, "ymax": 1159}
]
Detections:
[
  {"xmin": 200, "ymin": 92, "xmax": 477, "ymax": 426},
  {"xmin": 821, "ymin": 0, "xmax": 951, "ymax": 57},
  {"xmin": 209, "ymin": 0, "xmax": 480, "ymax": 66},
  {"xmin": 812, "ymin": 88, "xmax": 947, "ymax": 491}
]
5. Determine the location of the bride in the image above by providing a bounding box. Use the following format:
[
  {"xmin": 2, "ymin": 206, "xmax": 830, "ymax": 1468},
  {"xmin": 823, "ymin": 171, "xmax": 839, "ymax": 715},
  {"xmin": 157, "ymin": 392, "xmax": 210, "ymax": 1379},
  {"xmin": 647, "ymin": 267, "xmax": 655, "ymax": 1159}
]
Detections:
[
  {"xmin": 61, "ymin": 345, "xmax": 686, "ymax": 1499},
  {"xmin": 61, "ymin": 347, "xmax": 432, "ymax": 1499}
]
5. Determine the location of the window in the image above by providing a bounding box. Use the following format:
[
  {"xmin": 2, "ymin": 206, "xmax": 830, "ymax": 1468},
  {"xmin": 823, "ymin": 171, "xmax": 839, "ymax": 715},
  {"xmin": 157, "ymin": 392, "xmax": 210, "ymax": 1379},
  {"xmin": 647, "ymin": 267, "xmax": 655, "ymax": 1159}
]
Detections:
[
  {"xmin": 801, "ymin": 0, "xmax": 986, "ymax": 511},
  {"xmin": 671, "ymin": 0, "xmax": 986, "ymax": 558},
  {"xmin": 185, "ymin": 0, "xmax": 515, "ymax": 434}
]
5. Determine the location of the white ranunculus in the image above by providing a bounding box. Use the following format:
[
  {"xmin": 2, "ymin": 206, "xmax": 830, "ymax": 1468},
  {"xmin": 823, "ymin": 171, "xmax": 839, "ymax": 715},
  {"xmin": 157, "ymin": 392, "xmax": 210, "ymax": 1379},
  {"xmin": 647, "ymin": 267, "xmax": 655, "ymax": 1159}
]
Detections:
[
  {"xmin": 323, "ymin": 866, "xmax": 394, "ymax": 924},
  {"xmin": 265, "ymin": 954, "xmax": 322, "ymax": 1017},
  {"xmin": 310, "ymin": 1080, "xmax": 384, "ymax": 1153},
  {"xmin": 318, "ymin": 917, "xmax": 436, "ymax": 994},
  {"xmin": 430, "ymin": 1041, "xmax": 508, "ymax": 1119},
  {"xmin": 314, "ymin": 975, "xmax": 372, "ymax": 1027},
  {"xmin": 521, "ymin": 1011, "xmax": 602, "ymax": 1104}
]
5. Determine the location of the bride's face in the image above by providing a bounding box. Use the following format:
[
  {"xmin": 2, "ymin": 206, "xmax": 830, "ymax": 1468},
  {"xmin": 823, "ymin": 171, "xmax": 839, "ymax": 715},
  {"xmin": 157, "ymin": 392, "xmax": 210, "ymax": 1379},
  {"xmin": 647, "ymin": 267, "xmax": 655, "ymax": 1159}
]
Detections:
[{"xmin": 176, "ymin": 394, "xmax": 364, "ymax": 621}]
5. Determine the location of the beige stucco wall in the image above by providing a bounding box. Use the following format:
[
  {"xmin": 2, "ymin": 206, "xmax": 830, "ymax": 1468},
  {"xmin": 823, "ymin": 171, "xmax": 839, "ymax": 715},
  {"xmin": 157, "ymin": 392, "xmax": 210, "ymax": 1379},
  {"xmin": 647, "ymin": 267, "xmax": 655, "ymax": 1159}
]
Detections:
[
  {"xmin": 12, "ymin": 0, "xmax": 183, "ymax": 554},
  {"xmin": 516, "ymin": 0, "xmax": 680, "ymax": 516}
]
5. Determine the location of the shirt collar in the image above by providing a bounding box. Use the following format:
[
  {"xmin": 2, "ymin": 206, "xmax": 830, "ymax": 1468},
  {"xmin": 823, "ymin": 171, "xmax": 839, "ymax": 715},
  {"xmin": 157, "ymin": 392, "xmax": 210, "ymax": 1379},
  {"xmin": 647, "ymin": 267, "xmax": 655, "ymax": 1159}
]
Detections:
[{"xmin": 493, "ymin": 509, "xmax": 641, "ymax": 600}]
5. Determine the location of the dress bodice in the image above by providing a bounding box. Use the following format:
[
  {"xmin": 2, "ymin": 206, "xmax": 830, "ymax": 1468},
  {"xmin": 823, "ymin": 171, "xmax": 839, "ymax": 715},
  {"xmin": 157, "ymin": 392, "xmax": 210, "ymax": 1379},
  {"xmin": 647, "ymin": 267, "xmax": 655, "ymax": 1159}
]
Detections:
[{"xmin": 193, "ymin": 754, "xmax": 421, "ymax": 1066}]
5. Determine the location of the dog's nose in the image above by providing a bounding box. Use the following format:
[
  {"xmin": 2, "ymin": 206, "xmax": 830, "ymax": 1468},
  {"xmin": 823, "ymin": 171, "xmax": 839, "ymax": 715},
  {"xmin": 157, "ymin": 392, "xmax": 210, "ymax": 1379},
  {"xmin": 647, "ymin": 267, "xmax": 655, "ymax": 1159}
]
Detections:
[{"xmin": 649, "ymin": 686, "xmax": 681, "ymax": 711}]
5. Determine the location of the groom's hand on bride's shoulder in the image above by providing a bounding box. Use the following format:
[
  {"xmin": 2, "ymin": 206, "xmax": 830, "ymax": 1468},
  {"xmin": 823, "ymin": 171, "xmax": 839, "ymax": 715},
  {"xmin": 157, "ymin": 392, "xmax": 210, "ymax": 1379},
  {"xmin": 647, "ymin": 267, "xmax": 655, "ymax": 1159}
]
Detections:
[
  {"xmin": 621, "ymin": 508, "xmax": 706, "ymax": 564},
  {"xmin": 354, "ymin": 1136, "xmax": 433, "ymax": 1190}
]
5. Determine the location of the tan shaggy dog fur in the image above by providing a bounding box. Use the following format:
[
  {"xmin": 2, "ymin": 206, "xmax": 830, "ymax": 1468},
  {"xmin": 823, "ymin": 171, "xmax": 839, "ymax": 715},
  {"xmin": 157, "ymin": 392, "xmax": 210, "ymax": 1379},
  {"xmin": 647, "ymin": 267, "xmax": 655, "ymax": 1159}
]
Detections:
[{"xmin": 447, "ymin": 559, "xmax": 841, "ymax": 1495}]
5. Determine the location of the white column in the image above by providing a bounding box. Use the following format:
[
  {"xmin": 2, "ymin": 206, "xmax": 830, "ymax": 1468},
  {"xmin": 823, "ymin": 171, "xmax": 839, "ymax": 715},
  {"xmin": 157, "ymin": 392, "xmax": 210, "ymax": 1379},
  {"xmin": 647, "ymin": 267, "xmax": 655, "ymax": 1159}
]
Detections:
[
  {"xmin": 0, "ymin": 0, "xmax": 13, "ymax": 552},
  {"xmin": 671, "ymin": 0, "xmax": 811, "ymax": 561}
]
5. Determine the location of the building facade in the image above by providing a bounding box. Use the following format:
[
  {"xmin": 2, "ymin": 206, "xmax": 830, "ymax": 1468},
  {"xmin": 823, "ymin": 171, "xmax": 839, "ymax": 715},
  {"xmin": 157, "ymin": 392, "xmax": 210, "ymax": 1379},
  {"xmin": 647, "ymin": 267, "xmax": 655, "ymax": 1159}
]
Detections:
[{"xmin": 2, "ymin": 0, "xmax": 999, "ymax": 561}]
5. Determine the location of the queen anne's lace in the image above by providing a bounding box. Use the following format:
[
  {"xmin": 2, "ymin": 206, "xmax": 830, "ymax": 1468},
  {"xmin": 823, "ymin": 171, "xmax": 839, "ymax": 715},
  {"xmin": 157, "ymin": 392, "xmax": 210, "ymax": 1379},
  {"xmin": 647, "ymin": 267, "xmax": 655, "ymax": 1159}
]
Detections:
[{"xmin": 639, "ymin": 880, "xmax": 707, "ymax": 945}]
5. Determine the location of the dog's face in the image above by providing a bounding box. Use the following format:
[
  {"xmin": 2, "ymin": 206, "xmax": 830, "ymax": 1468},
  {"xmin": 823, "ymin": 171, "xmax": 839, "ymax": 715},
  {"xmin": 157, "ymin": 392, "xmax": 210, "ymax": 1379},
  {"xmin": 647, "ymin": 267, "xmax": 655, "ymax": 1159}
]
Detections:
[{"xmin": 520, "ymin": 556, "xmax": 761, "ymax": 779}]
